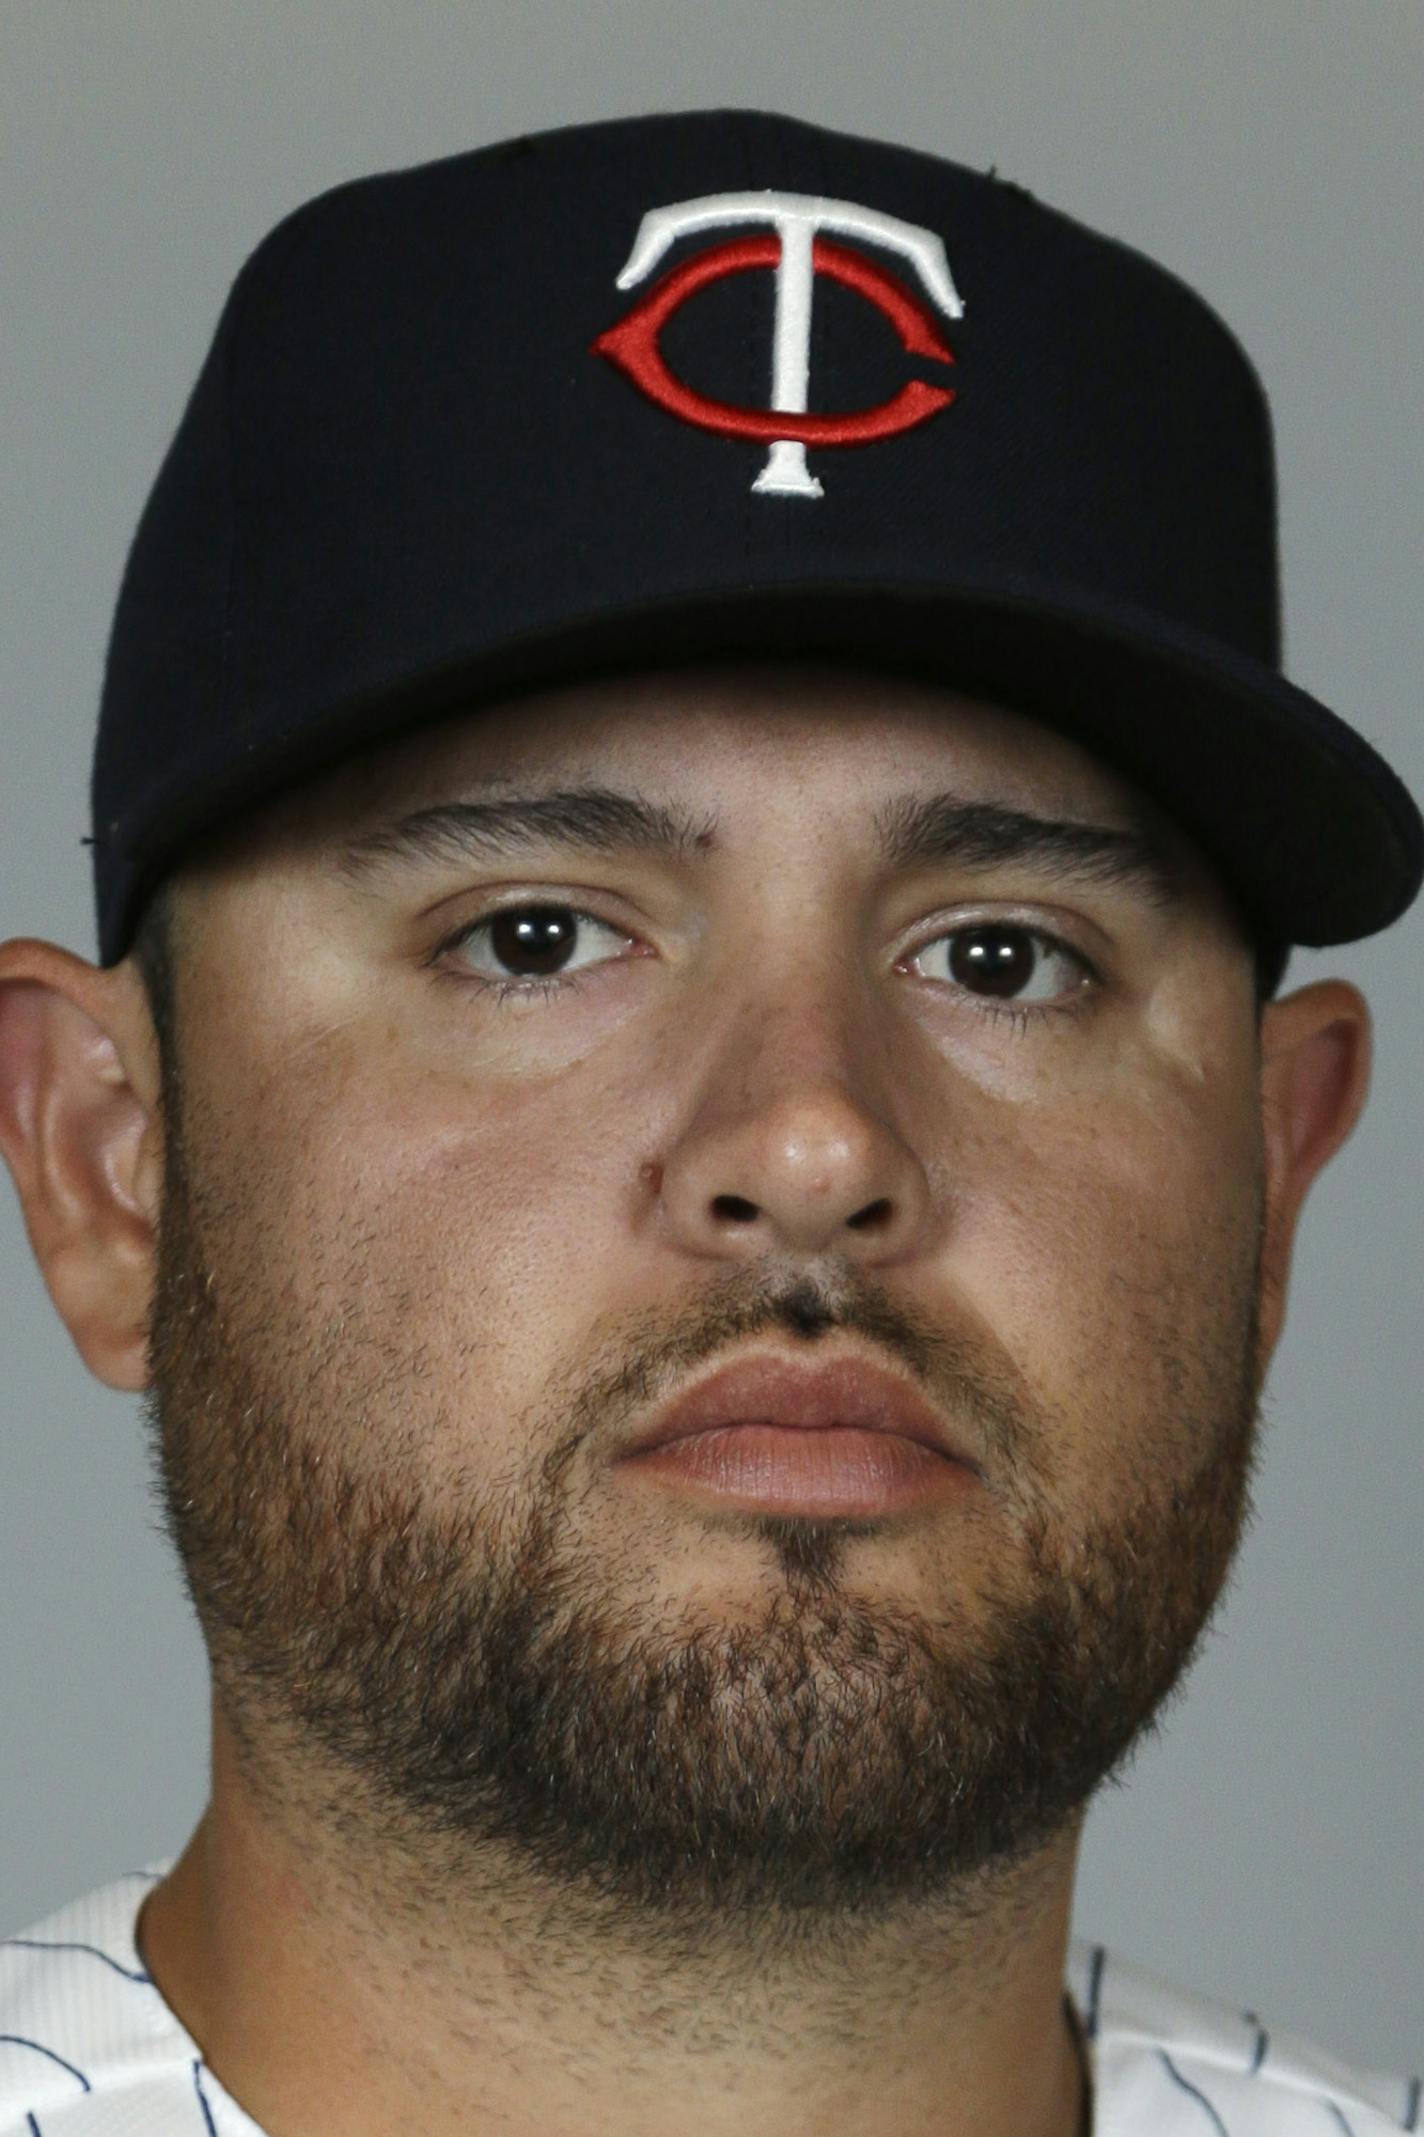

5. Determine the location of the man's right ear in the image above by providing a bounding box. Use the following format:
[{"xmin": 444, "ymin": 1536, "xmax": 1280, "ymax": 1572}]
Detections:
[{"xmin": 0, "ymin": 939, "xmax": 164, "ymax": 1392}]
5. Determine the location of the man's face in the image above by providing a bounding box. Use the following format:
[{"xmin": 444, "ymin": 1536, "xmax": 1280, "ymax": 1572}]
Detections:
[{"xmin": 147, "ymin": 662, "xmax": 1268, "ymax": 1946}]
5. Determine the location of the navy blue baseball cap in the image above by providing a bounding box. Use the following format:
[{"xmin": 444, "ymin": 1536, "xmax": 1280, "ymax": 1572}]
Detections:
[{"xmin": 90, "ymin": 107, "xmax": 1422, "ymax": 976}]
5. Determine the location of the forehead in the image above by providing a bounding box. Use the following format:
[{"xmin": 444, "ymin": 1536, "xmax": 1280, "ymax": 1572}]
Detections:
[
  {"xmin": 179, "ymin": 664, "xmax": 1247, "ymax": 952},
  {"xmin": 237, "ymin": 660, "xmax": 1209, "ymax": 872}
]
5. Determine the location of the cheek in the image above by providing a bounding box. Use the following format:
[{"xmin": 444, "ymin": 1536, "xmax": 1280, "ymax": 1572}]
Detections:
[
  {"xmin": 948, "ymin": 1055, "xmax": 1263, "ymax": 1497},
  {"xmin": 189, "ymin": 1024, "xmax": 630, "ymax": 1453}
]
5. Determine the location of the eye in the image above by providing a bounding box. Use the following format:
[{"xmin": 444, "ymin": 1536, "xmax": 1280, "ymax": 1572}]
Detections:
[
  {"xmin": 437, "ymin": 902, "xmax": 631, "ymax": 997},
  {"xmin": 432, "ymin": 902, "xmax": 1098, "ymax": 1027},
  {"xmin": 905, "ymin": 922, "xmax": 1096, "ymax": 1023}
]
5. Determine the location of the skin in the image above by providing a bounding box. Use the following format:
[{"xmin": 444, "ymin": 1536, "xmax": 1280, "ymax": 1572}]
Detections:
[{"xmin": 0, "ymin": 661, "xmax": 1372, "ymax": 2137}]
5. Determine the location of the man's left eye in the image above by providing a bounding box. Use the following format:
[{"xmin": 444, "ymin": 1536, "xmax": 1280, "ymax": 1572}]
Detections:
[{"xmin": 907, "ymin": 922, "xmax": 1095, "ymax": 1007}]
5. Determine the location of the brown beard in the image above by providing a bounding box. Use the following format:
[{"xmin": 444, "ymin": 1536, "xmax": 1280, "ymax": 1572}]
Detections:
[{"xmin": 143, "ymin": 1062, "xmax": 1267, "ymax": 1951}]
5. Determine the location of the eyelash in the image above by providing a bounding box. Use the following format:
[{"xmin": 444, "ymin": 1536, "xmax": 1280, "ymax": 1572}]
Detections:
[{"xmin": 428, "ymin": 902, "xmax": 1100, "ymax": 1034}]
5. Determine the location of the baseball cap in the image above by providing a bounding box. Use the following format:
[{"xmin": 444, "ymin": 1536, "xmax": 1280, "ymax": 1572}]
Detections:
[{"xmin": 90, "ymin": 107, "xmax": 1422, "ymax": 976}]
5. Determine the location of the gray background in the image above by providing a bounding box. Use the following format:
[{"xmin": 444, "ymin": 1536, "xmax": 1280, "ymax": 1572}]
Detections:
[{"xmin": 2, "ymin": 0, "xmax": 1419, "ymax": 2080}]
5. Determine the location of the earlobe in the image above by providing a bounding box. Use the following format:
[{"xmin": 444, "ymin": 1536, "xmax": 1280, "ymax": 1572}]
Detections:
[
  {"xmin": 0, "ymin": 939, "xmax": 161, "ymax": 1393},
  {"xmin": 1255, "ymin": 978, "xmax": 1373, "ymax": 1366}
]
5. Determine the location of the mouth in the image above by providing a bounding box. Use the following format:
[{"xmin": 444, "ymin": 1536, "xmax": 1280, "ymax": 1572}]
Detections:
[
  {"xmin": 613, "ymin": 1351, "xmax": 980, "ymax": 1519},
  {"xmin": 617, "ymin": 1419, "xmax": 977, "ymax": 1518}
]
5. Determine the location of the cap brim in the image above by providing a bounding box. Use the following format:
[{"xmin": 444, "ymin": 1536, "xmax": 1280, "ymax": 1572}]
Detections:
[{"xmin": 102, "ymin": 569, "xmax": 1422, "ymax": 964}]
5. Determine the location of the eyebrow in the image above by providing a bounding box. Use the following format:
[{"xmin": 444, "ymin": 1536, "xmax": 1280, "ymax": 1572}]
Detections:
[{"xmin": 338, "ymin": 784, "xmax": 1187, "ymax": 914}]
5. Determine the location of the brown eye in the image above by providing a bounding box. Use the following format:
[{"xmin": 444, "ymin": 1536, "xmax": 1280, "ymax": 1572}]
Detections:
[
  {"xmin": 444, "ymin": 903, "xmax": 630, "ymax": 988},
  {"xmin": 912, "ymin": 924, "xmax": 1094, "ymax": 1008}
]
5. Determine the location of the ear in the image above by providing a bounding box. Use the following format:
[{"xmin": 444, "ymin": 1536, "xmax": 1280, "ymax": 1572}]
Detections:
[
  {"xmin": 0, "ymin": 938, "xmax": 164, "ymax": 1392},
  {"xmin": 1255, "ymin": 977, "xmax": 1373, "ymax": 1370}
]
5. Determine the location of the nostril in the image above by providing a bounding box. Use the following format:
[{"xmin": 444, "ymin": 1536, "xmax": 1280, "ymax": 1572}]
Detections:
[
  {"xmin": 848, "ymin": 1199, "xmax": 893, "ymax": 1230},
  {"xmin": 712, "ymin": 1194, "xmax": 760, "ymax": 1223}
]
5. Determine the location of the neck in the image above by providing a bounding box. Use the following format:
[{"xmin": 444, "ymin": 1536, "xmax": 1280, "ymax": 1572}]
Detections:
[{"xmin": 138, "ymin": 1711, "xmax": 1089, "ymax": 2137}]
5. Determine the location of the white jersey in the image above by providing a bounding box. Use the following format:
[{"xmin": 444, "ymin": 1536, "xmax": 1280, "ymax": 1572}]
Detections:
[{"xmin": 1, "ymin": 1867, "xmax": 1418, "ymax": 2134}]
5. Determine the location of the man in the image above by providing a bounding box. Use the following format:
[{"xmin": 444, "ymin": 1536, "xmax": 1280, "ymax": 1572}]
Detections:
[{"xmin": 0, "ymin": 108, "xmax": 1418, "ymax": 2137}]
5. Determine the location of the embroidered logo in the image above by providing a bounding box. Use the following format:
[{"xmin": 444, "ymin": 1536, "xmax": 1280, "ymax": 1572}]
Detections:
[{"xmin": 591, "ymin": 189, "xmax": 964, "ymax": 498}]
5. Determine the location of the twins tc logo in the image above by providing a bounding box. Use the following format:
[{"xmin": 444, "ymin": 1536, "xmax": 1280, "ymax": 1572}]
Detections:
[{"xmin": 591, "ymin": 190, "xmax": 965, "ymax": 498}]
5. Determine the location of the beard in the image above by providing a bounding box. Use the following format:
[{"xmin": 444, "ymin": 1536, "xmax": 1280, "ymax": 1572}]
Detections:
[{"xmin": 144, "ymin": 1065, "xmax": 1267, "ymax": 1955}]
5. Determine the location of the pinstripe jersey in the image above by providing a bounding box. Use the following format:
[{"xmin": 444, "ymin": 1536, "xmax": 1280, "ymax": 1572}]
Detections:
[{"xmin": 2, "ymin": 1867, "xmax": 1418, "ymax": 2133}]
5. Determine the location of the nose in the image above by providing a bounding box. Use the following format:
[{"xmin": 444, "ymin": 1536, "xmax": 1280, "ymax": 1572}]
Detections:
[{"xmin": 646, "ymin": 989, "xmax": 938, "ymax": 1268}]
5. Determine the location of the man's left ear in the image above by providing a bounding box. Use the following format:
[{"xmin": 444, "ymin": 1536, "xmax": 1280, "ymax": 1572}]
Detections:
[
  {"xmin": 1255, "ymin": 977, "xmax": 1373, "ymax": 1366},
  {"xmin": 0, "ymin": 938, "xmax": 163, "ymax": 1392}
]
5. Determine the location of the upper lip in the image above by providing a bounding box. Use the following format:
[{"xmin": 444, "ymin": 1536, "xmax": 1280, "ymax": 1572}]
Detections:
[{"xmin": 619, "ymin": 1351, "xmax": 978, "ymax": 1469}]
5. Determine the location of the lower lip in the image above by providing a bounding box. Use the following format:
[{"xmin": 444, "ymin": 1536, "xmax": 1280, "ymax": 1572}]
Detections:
[{"xmin": 617, "ymin": 1423, "xmax": 975, "ymax": 1516}]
